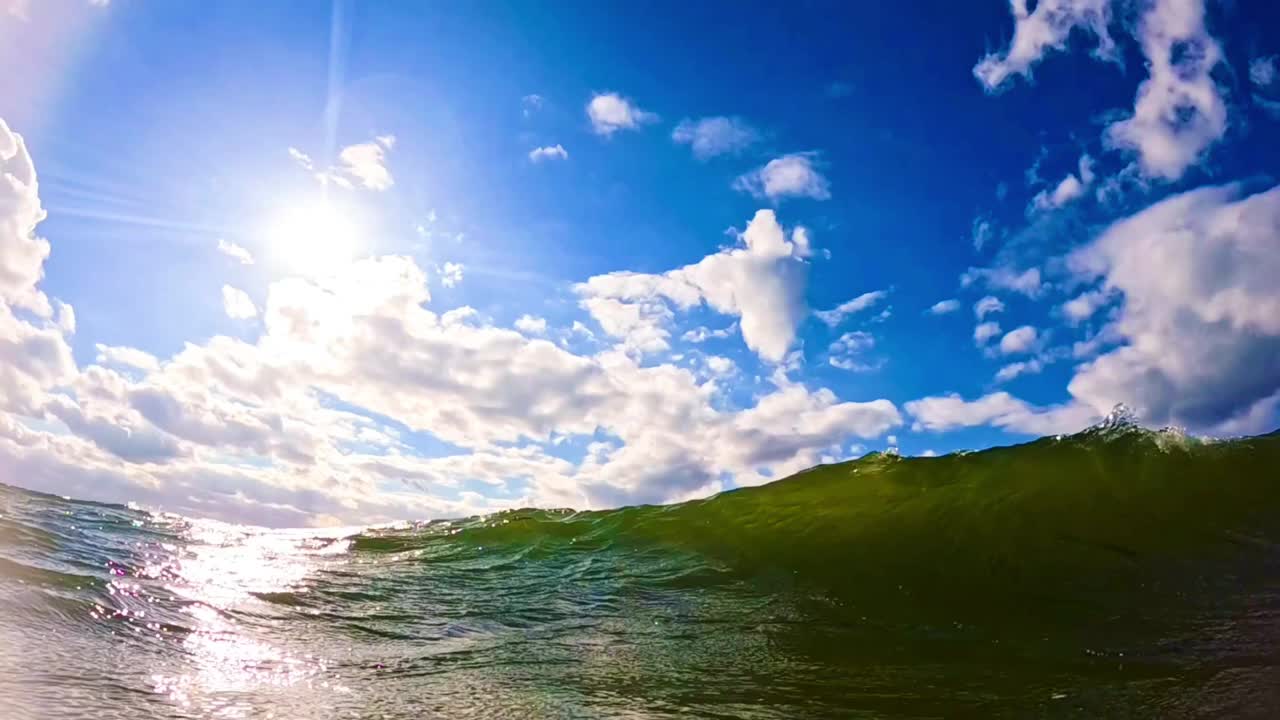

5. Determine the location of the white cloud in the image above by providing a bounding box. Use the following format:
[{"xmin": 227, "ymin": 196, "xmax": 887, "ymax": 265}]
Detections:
[
  {"xmin": 927, "ymin": 299, "xmax": 961, "ymax": 315},
  {"xmin": 1065, "ymin": 182, "xmax": 1280, "ymax": 433},
  {"xmin": 972, "ymin": 217, "xmax": 995, "ymax": 251},
  {"xmin": 1252, "ymin": 56, "xmax": 1278, "ymax": 87},
  {"xmin": 1104, "ymin": 0, "xmax": 1227, "ymax": 182},
  {"xmin": 672, "ymin": 116, "xmax": 760, "ymax": 159},
  {"xmin": 0, "ymin": 118, "xmax": 51, "ymax": 317},
  {"xmin": 94, "ymin": 344, "xmax": 160, "ymax": 372},
  {"xmin": 962, "ymin": 265, "xmax": 1043, "ymax": 297},
  {"xmin": 998, "ymin": 325, "xmax": 1039, "ymax": 355},
  {"xmin": 586, "ymin": 92, "xmax": 658, "ymax": 136},
  {"xmin": 337, "ymin": 136, "xmax": 395, "ymax": 190},
  {"xmin": 733, "ymin": 153, "xmax": 831, "ymax": 202},
  {"xmin": 1250, "ymin": 56, "xmax": 1280, "ymax": 118},
  {"xmin": 906, "ymin": 391, "xmax": 1097, "ymax": 436},
  {"xmin": 528, "ymin": 144, "xmax": 568, "ymax": 163},
  {"xmin": 577, "ymin": 209, "xmax": 811, "ymax": 363},
  {"xmin": 1060, "ymin": 289, "xmax": 1107, "ymax": 324},
  {"xmin": 0, "ymin": 115, "xmax": 907, "ymax": 526},
  {"xmin": 1030, "ymin": 155, "xmax": 1094, "ymax": 211},
  {"xmin": 290, "ymin": 136, "xmax": 395, "ymax": 191},
  {"xmin": 216, "ymin": 238, "xmax": 254, "ymax": 265},
  {"xmin": 682, "ymin": 324, "xmax": 735, "ymax": 343},
  {"xmin": 705, "ymin": 355, "xmax": 736, "ymax": 376},
  {"xmin": 973, "ymin": 0, "xmax": 1117, "ymax": 92},
  {"xmin": 994, "ymin": 358, "xmax": 1044, "ymax": 383},
  {"xmin": 974, "ymin": 295, "xmax": 1006, "ymax": 319},
  {"xmin": 514, "ymin": 314, "xmax": 548, "ymax": 335},
  {"xmin": 974, "ymin": 321, "xmax": 1002, "ymax": 346},
  {"xmin": 828, "ymin": 331, "xmax": 878, "ymax": 372},
  {"xmin": 437, "ymin": 261, "xmax": 464, "ymax": 288},
  {"xmin": 814, "ymin": 290, "xmax": 888, "ymax": 327},
  {"xmin": 221, "ymin": 285, "xmax": 257, "ymax": 320}
]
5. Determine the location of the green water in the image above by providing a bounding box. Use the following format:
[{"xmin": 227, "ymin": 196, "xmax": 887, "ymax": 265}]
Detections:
[{"xmin": 2, "ymin": 421, "xmax": 1280, "ymax": 717}]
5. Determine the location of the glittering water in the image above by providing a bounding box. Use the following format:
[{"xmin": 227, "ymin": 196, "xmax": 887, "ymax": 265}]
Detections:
[{"xmin": 4, "ymin": 424, "xmax": 1280, "ymax": 718}]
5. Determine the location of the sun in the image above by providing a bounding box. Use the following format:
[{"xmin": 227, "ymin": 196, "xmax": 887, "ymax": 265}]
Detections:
[{"xmin": 265, "ymin": 202, "xmax": 362, "ymax": 277}]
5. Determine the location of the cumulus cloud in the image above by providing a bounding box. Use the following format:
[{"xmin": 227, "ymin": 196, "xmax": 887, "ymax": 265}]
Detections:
[
  {"xmin": 998, "ymin": 325, "xmax": 1039, "ymax": 355},
  {"xmin": 974, "ymin": 295, "xmax": 1006, "ymax": 319},
  {"xmin": 0, "ymin": 118, "xmax": 51, "ymax": 317},
  {"xmin": 289, "ymin": 136, "xmax": 395, "ymax": 191},
  {"xmin": 514, "ymin": 314, "xmax": 548, "ymax": 335},
  {"xmin": 1060, "ymin": 289, "xmax": 1108, "ymax": 325},
  {"xmin": 577, "ymin": 209, "xmax": 812, "ymax": 362},
  {"xmin": 927, "ymin": 298, "xmax": 961, "ymax": 315},
  {"xmin": 216, "ymin": 238, "xmax": 254, "ymax": 265},
  {"xmin": 1250, "ymin": 55, "xmax": 1280, "ymax": 118},
  {"xmin": 437, "ymin": 261, "xmax": 464, "ymax": 288},
  {"xmin": 974, "ymin": 321, "xmax": 1002, "ymax": 346},
  {"xmin": 962, "ymin": 265, "xmax": 1043, "ymax": 297},
  {"xmin": 906, "ymin": 391, "xmax": 1097, "ymax": 435},
  {"xmin": 1065, "ymin": 182, "xmax": 1280, "ymax": 433},
  {"xmin": 94, "ymin": 344, "xmax": 159, "ymax": 372},
  {"xmin": 682, "ymin": 324, "xmax": 736, "ymax": 343},
  {"xmin": 528, "ymin": 144, "xmax": 568, "ymax": 163},
  {"xmin": 1103, "ymin": 0, "xmax": 1227, "ymax": 181},
  {"xmin": 973, "ymin": 0, "xmax": 1117, "ymax": 92},
  {"xmin": 672, "ymin": 116, "xmax": 760, "ymax": 159},
  {"xmin": 733, "ymin": 153, "xmax": 831, "ymax": 202},
  {"xmin": 337, "ymin": 136, "xmax": 395, "ymax": 190},
  {"xmin": 814, "ymin": 290, "xmax": 888, "ymax": 327},
  {"xmin": 1030, "ymin": 155, "xmax": 1095, "ymax": 212},
  {"xmin": 220, "ymin": 285, "xmax": 257, "ymax": 319},
  {"xmin": 994, "ymin": 358, "xmax": 1045, "ymax": 383},
  {"xmin": 828, "ymin": 331, "xmax": 878, "ymax": 372},
  {"xmin": 587, "ymin": 92, "xmax": 658, "ymax": 136}
]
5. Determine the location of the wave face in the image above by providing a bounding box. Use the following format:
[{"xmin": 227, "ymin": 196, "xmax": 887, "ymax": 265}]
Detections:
[{"xmin": 3, "ymin": 424, "xmax": 1280, "ymax": 718}]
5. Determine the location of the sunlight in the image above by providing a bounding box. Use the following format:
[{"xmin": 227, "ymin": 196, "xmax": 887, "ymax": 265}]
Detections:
[{"xmin": 265, "ymin": 202, "xmax": 362, "ymax": 277}]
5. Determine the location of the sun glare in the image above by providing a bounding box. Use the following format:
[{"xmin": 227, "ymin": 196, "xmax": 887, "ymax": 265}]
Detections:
[{"xmin": 266, "ymin": 202, "xmax": 362, "ymax": 277}]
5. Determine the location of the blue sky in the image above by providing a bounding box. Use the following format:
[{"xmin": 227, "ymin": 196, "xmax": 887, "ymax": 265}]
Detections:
[{"xmin": 1, "ymin": 0, "xmax": 1279, "ymax": 526}]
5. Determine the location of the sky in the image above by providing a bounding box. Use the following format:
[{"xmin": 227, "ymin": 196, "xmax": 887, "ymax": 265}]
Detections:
[{"xmin": 1, "ymin": 0, "xmax": 1278, "ymax": 527}]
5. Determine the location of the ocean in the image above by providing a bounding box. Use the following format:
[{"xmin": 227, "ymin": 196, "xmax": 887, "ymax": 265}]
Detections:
[{"xmin": 3, "ymin": 420, "xmax": 1280, "ymax": 718}]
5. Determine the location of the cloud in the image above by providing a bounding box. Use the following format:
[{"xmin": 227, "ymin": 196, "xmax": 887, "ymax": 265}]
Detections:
[
  {"xmin": 994, "ymin": 358, "xmax": 1045, "ymax": 383},
  {"xmin": 974, "ymin": 321, "xmax": 1002, "ymax": 346},
  {"xmin": 521, "ymin": 93, "xmax": 544, "ymax": 117},
  {"xmin": 1252, "ymin": 56, "xmax": 1278, "ymax": 87},
  {"xmin": 927, "ymin": 299, "xmax": 961, "ymax": 315},
  {"xmin": 1065, "ymin": 182, "xmax": 1280, "ymax": 433},
  {"xmin": 437, "ymin": 261, "xmax": 464, "ymax": 288},
  {"xmin": 0, "ymin": 115, "xmax": 906, "ymax": 526},
  {"xmin": 1250, "ymin": 55, "xmax": 1280, "ymax": 118},
  {"xmin": 962, "ymin": 265, "xmax": 1043, "ymax": 297},
  {"xmin": 906, "ymin": 391, "xmax": 1097, "ymax": 435},
  {"xmin": 577, "ymin": 209, "xmax": 812, "ymax": 363},
  {"xmin": 0, "ymin": 118, "xmax": 52, "ymax": 317},
  {"xmin": 336, "ymin": 136, "xmax": 395, "ymax": 190},
  {"xmin": 681, "ymin": 324, "xmax": 736, "ymax": 343},
  {"xmin": 221, "ymin": 285, "xmax": 257, "ymax": 320},
  {"xmin": 586, "ymin": 92, "xmax": 658, "ymax": 136},
  {"xmin": 1103, "ymin": 0, "xmax": 1227, "ymax": 181},
  {"xmin": 972, "ymin": 217, "xmax": 996, "ymax": 251},
  {"xmin": 974, "ymin": 295, "xmax": 1005, "ymax": 319},
  {"xmin": 672, "ymin": 116, "xmax": 760, "ymax": 159},
  {"xmin": 94, "ymin": 344, "xmax": 160, "ymax": 372},
  {"xmin": 1060, "ymin": 289, "xmax": 1108, "ymax": 325},
  {"xmin": 973, "ymin": 0, "xmax": 1117, "ymax": 92},
  {"xmin": 514, "ymin": 314, "xmax": 548, "ymax": 335},
  {"xmin": 1030, "ymin": 155, "xmax": 1095, "ymax": 212},
  {"xmin": 528, "ymin": 144, "xmax": 568, "ymax": 163},
  {"xmin": 828, "ymin": 331, "xmax": 878, "ymax": 372},
  {"xmin": 998, "ymin": 325, "xmax": 1039, "ymax": 355},
  {"xmin": 814, "ymin": 290, "xmax": 888, "ymax": 327},
  {"xmin": 216, "ymin": 238, "xmax": 254, "ymax": 265},
  {"xmin": 733, "ymin": 153, "xmax": 831, "ymax": 202}
]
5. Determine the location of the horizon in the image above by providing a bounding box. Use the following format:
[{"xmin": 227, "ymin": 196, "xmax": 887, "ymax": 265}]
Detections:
[{"xmin": 1, "ymin": 0, "xmax": 1279, "ymax": 527}]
